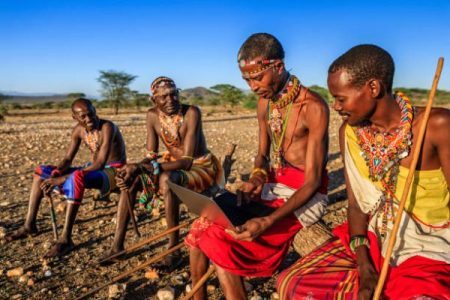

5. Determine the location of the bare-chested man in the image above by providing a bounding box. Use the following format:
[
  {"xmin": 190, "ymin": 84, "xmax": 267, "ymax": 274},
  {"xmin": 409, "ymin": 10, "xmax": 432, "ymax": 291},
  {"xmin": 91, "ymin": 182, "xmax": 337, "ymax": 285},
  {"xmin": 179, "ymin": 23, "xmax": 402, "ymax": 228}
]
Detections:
[
  {"xmin": 278, "ymin": 45, "xmax": 450, "ymax": 299},
  {"xmin": 186, "ymin": 33, "xmax": 330, "ymax": 299},
  {"xmin": 108, "ymin": 77, "xmax": 223, "ymax": 265},
  {"xmin": 6, "ymin": 98, "xmax": 126, "ymax": 258}
]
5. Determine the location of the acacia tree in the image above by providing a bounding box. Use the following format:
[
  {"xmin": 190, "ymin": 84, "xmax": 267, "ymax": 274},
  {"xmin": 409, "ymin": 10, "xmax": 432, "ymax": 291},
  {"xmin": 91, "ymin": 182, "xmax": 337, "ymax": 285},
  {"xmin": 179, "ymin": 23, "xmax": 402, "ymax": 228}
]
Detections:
[
  {"xmin": 97, "ymin": 70, "xmax": 137, "ymax": 114},
  {"xmin": 210, "ymin": 84, "xmax": 244, "ymax": 107},
  {"xmin": 130, "ymin": 90, "xmax": 150, "ymax": 111}
]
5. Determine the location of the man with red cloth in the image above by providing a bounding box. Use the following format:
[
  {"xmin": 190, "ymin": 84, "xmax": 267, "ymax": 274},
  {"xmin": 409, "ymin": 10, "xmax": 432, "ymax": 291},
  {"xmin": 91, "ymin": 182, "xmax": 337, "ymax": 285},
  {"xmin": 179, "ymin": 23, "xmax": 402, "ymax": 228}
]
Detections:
[{"xmin": 186, "ymin": 33, "xmax": 330, "ymax": 299}]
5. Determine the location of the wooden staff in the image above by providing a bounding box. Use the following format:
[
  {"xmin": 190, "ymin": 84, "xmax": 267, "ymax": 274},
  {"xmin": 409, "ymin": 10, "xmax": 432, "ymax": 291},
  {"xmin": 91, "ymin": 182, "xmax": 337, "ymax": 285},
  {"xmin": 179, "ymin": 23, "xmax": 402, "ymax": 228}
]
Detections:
[
  {"xmin": 181, "ymin": 265, "xmax": 216, "ymax": 300},
  {"xmin": 125, "ymin": 189, "xmax": 141, "ymax": 237},
  {"xmin": 373, "ymin": 57, "xmax": 444, "ymax": 300},
  {"xmin": 77, "ymin": 243, "xmax": 184, "ymax": 300},
  {"xmin": 47, "ymin": 194, "xmax": 58, "ymax": 241},
  {"xmin": 99, "ymin": 221, "xmax": 191, "ymax": 264}
]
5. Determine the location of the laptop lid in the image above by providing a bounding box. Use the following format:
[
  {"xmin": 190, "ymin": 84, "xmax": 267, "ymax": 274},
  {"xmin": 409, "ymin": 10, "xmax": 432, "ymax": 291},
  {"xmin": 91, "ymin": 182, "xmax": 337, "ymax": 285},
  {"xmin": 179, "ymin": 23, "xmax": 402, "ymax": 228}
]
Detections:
[{"xmin": 168, "ymin": 181, "xmax": 234, "ymax": 228}]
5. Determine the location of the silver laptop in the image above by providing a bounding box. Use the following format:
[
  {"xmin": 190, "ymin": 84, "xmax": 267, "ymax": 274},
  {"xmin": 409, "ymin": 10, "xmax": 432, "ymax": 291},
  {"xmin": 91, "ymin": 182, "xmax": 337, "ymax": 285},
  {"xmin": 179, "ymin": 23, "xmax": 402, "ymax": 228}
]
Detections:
[{"xmin": 168, "ymin": 181, "xmax": 234, "ymax": 229}]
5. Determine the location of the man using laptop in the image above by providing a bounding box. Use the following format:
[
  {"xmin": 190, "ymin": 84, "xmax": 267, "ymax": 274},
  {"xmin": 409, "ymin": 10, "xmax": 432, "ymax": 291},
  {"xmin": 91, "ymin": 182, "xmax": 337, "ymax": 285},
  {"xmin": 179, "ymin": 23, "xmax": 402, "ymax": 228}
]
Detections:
[{"xmin": 186, "ymin": 33, "xmax": 330, "ymax": 299}]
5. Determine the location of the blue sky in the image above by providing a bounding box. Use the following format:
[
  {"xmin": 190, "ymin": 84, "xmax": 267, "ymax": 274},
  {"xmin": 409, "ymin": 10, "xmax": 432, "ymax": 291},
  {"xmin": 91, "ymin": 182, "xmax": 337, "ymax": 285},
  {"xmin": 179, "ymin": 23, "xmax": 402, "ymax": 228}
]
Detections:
[{"xmin": 1, "ymin": 0, "xmax": 449, "ymax": 97}]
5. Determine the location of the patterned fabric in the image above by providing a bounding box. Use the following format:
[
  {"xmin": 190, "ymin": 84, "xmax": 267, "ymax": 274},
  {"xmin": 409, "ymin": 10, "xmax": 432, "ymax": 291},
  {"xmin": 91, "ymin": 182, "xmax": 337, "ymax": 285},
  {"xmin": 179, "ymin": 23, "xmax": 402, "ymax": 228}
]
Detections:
[
  {"xmin": 185, "ymin": 166, "xmax": 328, "ymax": 277},
  {"xmin": 138, "ymin": 152, "xmax": 224, "ymax": 211},
  {"xmin": 34, "ymin": 162, "xmax": 124, "ymax": 205},
  {"xmin": 278, "ymin": 223, "xmax": 450, "ymax": 300}
]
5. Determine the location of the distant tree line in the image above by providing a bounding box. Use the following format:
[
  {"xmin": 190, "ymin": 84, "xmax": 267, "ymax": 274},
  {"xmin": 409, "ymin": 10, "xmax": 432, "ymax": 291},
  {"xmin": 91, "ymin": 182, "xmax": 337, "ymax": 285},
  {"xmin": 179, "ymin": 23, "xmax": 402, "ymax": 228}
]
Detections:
[{"xmin": 2, "ymin": 71, "xmax": 449, "ymax": 120}]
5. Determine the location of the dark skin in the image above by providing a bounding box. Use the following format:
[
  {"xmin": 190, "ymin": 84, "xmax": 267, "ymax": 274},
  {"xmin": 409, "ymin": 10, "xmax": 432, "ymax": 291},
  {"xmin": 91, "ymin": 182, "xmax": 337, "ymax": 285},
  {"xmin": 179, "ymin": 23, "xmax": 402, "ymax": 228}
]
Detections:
[
  {"xmin": 329, "ymin": 69, "xmax": 450, "ymax": 299},
  {"xmin": 190, "ymin": 58, "xmax": 329, "ymax": 300},
  {"xmin": 110, "ymin": 87, "xmax": 208, "ymax": 264},
  {"xmin": 6, "ymin": 100, "xmax": 126, "ymax": 258}
]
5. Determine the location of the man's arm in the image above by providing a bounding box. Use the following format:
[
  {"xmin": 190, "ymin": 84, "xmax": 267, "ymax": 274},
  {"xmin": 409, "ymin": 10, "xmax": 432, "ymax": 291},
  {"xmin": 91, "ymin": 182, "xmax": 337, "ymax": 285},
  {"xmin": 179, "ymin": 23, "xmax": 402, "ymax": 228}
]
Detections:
[
  {"xmin": 82, "ymin": 122, "xmax": 115, "ymax": 172},
  {"xmin": 339, "ymin": 122, "xmax": 378, "ymax": 299},
  {"xmin": 237, "ymin": 98, "xmax": 271, "ymax": 203},
  {"xmin": 254, "ymin": 98, "xmax": 271, "ymax": 170},
  {"xmin": 430, "ymin": 108, "xmax": 450, "ymax": 186}
]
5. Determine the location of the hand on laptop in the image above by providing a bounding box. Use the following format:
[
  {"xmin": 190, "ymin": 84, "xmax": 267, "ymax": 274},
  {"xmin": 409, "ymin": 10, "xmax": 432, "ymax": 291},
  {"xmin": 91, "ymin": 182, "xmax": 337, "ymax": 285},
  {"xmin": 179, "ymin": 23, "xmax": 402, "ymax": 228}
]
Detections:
[{"xmin": 225, "ymin": 216, "xmax": 274, "ymax": 242}]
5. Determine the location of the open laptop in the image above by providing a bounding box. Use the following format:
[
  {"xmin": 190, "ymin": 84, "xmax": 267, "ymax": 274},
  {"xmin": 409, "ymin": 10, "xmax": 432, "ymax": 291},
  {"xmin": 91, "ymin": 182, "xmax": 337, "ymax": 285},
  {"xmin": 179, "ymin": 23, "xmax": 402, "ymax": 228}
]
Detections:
[{"xmin": 168, "ymin": 181, "xmax": 275, "ymax": 229}]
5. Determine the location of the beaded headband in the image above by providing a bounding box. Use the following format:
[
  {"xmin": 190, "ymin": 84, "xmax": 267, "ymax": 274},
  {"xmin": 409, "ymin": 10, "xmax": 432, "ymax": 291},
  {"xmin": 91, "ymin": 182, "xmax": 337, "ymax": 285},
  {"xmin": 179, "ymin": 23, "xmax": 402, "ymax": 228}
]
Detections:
[
  {"xmin": 238, "ymin": 58, "xmax": 283, "ymax": 78},
  {"xmin": 150, "ymin": 77, "xmax": 178, "ymax": 96}
]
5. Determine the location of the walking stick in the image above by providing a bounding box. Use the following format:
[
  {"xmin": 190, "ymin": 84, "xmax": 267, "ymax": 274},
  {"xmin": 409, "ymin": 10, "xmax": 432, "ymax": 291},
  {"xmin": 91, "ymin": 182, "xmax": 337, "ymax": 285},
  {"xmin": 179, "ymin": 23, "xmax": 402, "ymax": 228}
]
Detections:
[
  {"xmin": 182, "ymin": 265, "xmax": 216, "ymax": 300},
  {"xmin": 373, "ymin": 57, "xmax": 444, "ymax": 300},
  {"xmin": 76, "ymin": 243, "xmax": 184, "ymax": 300},
  {"xmin": 47, "ymin": 194, "xmax": 58, "ymax": 241},
  {"xmin": 99, "ymin": 221, "xmax": 192, "ymax": 264},
  {"xmin": 125, "ymin": 189, "xmax": 141, "ymax": 237}
]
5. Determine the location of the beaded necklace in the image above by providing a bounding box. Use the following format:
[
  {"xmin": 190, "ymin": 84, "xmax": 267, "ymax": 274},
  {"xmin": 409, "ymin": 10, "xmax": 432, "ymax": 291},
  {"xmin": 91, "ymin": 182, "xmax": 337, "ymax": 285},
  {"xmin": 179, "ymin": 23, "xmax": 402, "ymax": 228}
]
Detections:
[
  {"xmin": 268, "ymin": 75, "xmax": 302, "ymax": 170},
  {"xmin": 84, "ymin": 129, "xmax": 100, "ymax": 156},
  {"xmin": 355, "ymin": 92, "xmax": 414, "ymax": 238},
  {"xmin": 159, "ymin": 108, "xmax": 184, "ymax": 147}
]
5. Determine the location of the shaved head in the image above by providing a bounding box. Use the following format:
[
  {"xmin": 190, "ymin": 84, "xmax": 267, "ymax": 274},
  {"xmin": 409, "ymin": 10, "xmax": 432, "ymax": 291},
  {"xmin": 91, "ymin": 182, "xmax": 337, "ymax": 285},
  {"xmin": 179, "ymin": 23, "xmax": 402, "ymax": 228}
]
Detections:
[{"xmin": 71, "ymin": 98, "xmax": 94, "ymax": 112}]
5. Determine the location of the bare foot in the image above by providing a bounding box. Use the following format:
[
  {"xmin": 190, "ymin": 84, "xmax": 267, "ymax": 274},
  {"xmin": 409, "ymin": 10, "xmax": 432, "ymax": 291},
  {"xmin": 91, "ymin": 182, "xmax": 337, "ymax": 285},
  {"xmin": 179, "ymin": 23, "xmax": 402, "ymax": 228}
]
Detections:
[
  {"xmin": 5, "ymin": 226, "xmax": 38, "ymax": 242},
  {"xmin": 44, "ymin": 240, "xmax": 75, "ymax": 258}
]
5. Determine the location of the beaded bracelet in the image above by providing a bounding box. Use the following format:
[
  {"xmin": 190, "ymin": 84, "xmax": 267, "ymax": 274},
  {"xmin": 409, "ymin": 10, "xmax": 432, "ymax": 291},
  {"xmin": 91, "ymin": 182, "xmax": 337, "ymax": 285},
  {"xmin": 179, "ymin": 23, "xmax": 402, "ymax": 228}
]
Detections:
[
  {"xmin": 250, "ymin": 167, "xmax": 268, "ymax": 183},
  {"xmin": 349, "ymin": 235, "xmax": 370, "ymax": 253},
  {"xmin": 146, "ymin": 150, "xmax": 158, "ymax": 161}
]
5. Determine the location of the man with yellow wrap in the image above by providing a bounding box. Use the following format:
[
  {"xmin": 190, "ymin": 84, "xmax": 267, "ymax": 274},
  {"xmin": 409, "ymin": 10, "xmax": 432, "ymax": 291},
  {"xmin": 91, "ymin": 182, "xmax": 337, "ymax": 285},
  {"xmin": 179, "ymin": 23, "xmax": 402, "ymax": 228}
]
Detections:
[{"xmin": 278, "ymin": 45, "xmax": 449, "ymax": 300}]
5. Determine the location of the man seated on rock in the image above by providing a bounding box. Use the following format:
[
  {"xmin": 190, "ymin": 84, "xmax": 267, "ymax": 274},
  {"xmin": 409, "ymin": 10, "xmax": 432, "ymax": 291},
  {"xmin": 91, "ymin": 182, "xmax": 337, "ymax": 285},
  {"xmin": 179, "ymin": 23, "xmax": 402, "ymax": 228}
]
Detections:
[
  {"xmin": 108, "ymin": 76, "xmax": 224, "ymax": 266},
  {"xmin": 186, "ymin": 33, "xmax": 330, "ymax": 300},
  {"xmin": 278, "ymin": 45, "xmax": 450, "ymax": 299},
  {"xmin": 6, "ymin": 98, "xmax": 127, "ymax": 258}
]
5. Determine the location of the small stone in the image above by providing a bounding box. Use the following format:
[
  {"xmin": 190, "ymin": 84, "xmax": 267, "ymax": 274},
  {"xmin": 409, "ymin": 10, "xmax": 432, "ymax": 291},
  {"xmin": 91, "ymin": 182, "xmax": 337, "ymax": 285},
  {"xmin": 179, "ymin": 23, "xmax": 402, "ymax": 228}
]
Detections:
[
  {"xmin": 185, "ymin": 284, "xmax": 192, "ymax": 293},
  {"xmin": 156, "ymin": 286, "xmax": 175, "ymax": 300},
  {"xmin": 0, "ymin": 201, "xmax": 10, "ymax": 207},
  {"xmin": 27, "ymin": 278, "xmax": 34, "ymax": 286},
  {"xmin": 18, "ymin": 275, "xmax": 28, "ymax": 283},
  {"xmin": 11, "ymin": 294, "xmax": 22, "ymax": 300},
  {"xmin": 20, "ymin": 176, "xmax": 26, "ymax": 180},
  {"xmin": 108, "ymin": 283, "xmax": 126, "ymax": 299},
  {"xmin": 271, "ymin": 292, "xmax": 280, "ymax": 300},
  {"xmin": 144, "ymin": 268, "xmax": 159, "ymax": 280},
  {"xmin": 40, "ymin": 288, "xmax": 48, "ymax": 293},
  {"xmin": 63, "ymin": 287, "xmax": 69, "ymax": 293},
  {"xmin": 26, "ymin": 271, "xmax": 32, "ymax": 276},
  {"xmin": 43, "ymin": 241, "xmax": 52, "ymax": 250},
  {"xmin": 0, "ymin": 226, "xmax": 6, "ymax": 238},
  {"xmin": 170, "ymin": 274, "xmax": 184, "ymax": 285},
  {"xmin": 206, "ymin": 284, "xmax": 216, "ymax": 292},
  {"xmin": 56, "ymin": 202, "xmax": 66, "ymax": 213},
  {"xmin": 7, "ymin": 267, "xmax": 24, "ymax": 277},
  {"xmin": 244, "ymin": 281, "xmax": 253, "ymax": 292},
  {"xmin": 44, "ymin": 270, "xmax": 52, "ymax": 277},
  {"xmin": 0, "ymin": 269, "xmax": 4, "ymax": 276}
]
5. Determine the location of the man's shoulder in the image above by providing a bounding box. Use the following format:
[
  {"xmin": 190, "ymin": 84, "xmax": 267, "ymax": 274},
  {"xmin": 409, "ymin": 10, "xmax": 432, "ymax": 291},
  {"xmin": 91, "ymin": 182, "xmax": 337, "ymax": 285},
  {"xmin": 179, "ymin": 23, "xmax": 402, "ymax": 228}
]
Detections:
[
  {"xmin": 303, "ymin": 88, "xmax": 329, "ymax": 108},
  {"xmin": 98, "ymin": 119, "xmax": 116, "ymax": 130},
  {"xmin": 184, "ymin": 104, "xmax": 202, "ymax": 118},
  {"xmin": 426, "ymin": 107, "xmax": 450, "ymax": 137}
]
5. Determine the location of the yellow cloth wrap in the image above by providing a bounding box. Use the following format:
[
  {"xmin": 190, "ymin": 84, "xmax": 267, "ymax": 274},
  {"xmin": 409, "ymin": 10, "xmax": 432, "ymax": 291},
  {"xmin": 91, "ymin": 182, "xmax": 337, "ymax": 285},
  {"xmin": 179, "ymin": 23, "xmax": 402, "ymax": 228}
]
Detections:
[
  {"xmin": 162, "ymin": 152, "xmax": 225, "ymax": 193},
  {"xmin": 345, "ymin": 125, "xmax": 449, "ymax": 227}
]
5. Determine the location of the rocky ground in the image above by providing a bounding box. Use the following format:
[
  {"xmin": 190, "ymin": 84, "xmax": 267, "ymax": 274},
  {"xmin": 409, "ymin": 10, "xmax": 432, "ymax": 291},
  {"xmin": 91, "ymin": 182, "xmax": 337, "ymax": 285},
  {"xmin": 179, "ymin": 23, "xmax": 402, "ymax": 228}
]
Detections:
[{"xmin": 0, "ymin": 106, "xmax": 347, "ymax": 300}]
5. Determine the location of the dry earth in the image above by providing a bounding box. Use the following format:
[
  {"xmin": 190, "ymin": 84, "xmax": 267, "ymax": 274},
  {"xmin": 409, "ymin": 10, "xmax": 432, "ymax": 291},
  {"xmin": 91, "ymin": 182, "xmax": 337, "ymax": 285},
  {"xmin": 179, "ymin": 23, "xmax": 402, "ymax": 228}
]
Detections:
[{"xmin": 0, "ymin": 106, "xmax": 347, "ymax": 300}]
